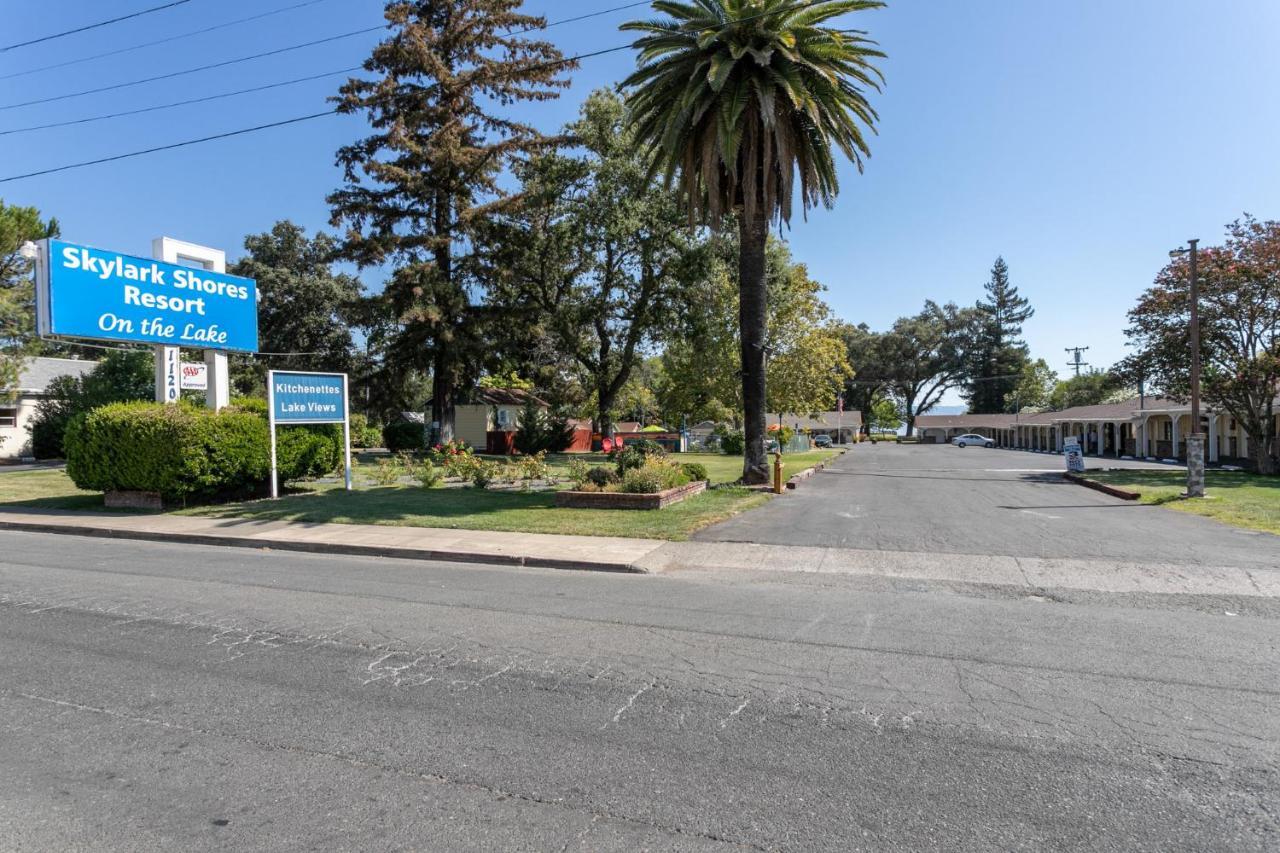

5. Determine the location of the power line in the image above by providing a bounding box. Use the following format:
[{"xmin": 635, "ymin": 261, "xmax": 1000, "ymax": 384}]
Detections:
[
  {"xmin": 1, "ymin": 0, "xmax": 198, "ymax": 53},
  {"xmin": 0, "ymin": 2, "xmax": 837, "ymax": 182},
  {"xmin": 0, "ymin": 0, "xmax": 336, "ymax": 81},
  {"xmin": 0, "ymin": 111, "xmax": 339, "ymax": 184},
  {"xmin": 0, "ymin": 26, "xmax": 384, "ymax": 112},
  {"xmin": 0, "ymin": 67, "xmax": 361, "ymax": 137}
]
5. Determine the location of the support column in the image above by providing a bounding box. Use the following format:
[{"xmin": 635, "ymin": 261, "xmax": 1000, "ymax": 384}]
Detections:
[
  {"xmin": 205, "ymin": 350, "xmax": 230, "ymax": 411},
  {"xmin": 1186, "ymin": 434, "xmax": 1206, "ymax": 496},
  {"xmin": 1171, "ymin": 415, "xmax": 1181, "ymax": 459},
  {"xmin": 153, "ymin": 236, "xmax": 230, "ymax": 411},
  {"xmin": 154, "ymin": 345, "xmax": 180, "ymax": 404},
  {"xmin": 1208, "ymin": 415, "xmax": 1219, "ymax": 463}
]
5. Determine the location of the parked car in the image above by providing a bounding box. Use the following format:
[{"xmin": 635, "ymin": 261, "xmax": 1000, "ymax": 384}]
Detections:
[
  {"xmin": 952, "ymin": 433, "xmax": 995, "ymax": 448},
  {"xmin": 813, "ymin": 434, "xmax": 833, "ymax": 448}
]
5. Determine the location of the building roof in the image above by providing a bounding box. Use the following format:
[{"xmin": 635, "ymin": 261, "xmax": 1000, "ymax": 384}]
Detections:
[
  {"xmin": 8, "ymin": 357, "xmax": 97, "ymax": 395},
  {"xmin": 914, "ymin": 413, "xmax": 1016, "ymax": 430},
  {"xmin": 767, "ymin": 411, "xmax": 863, "ymax": 430},
  {"xmin": 915, "ymin": 397, "xmax": 1197, "ymax": 431}
]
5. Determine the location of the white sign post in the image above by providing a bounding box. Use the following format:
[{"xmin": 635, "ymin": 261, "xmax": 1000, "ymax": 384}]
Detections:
[
  {"xmin": 268, "ymin": 370, "xmax": 353, "ymax": 499},
  {"xmin": 152, "ymin": 237, "xmax": 231, "ymax": 410}
]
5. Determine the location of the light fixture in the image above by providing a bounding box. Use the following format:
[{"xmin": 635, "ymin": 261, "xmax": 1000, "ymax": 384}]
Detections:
[{"xmin": 18, "ymin": 240, "xmax": 39, "ymax": 260}]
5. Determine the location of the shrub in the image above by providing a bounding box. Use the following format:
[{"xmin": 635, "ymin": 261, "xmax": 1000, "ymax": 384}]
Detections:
[
  {"xmin": 586, "ymin": 466, "xmax": 619, "ymax": 489},
  {"xmin": 415, "ymin": 459, "xmax": 443, "ymax": 489},
  {"xmin": 718, "ymin": 430, "xmax": 744, "ymax": 455},
  {"xmin": 681, "ymin": 462, "xmax": 709, "ymax": 482},
  {"xmin": 429, "ymin": 438, "xmax": 473, "ymax": 465},
  {"xmin": 620, "ymin": 457, "xmax": 690, "ymax": 494},
  {"xmin": 65, "ymin": 402, "xmax": 269, "ymax": 501},
  {"xmin": 229, "ymin": 397, "xmax": 340, "ymax": 480},
  {"xmin": 443, "ymin": 452, "xmax": 479, "ymax": 480},
  {"xmin": 383, "ymin": 420, "xmax": 426, "ymax": 453},
  {"xmin": 513, "ymin": 399, "xmax": 575, "ymax": 455},
  {"xmin": 611, "ymin": 439, "xmax": 666, "ymax": 474},
  {"xmin": 518, "ymin": 450, "xmax": 550, "ymax": 482},
  {"xmin": 349, "ymin": 413, "xmax": 384, "ymax": 448},
  {"xmin": 370, "ymin": 458, "xmax": 402, "ymax": 486},
  {"xmin": 30, "ymin": 350, "xmax": 153, "ymax": 459},
  {"xmin": 567, "ymin": 457, "xmax": 592, "ymax": 490},
  {"xmin": 471, "ymin": 459, "xmax": 499, "ymax": 488}
]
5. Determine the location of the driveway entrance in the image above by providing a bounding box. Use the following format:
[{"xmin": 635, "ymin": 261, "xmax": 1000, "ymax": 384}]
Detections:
[{"xmin": 698, "ymin": 444, "xmax": 1279, "ymax": 570}]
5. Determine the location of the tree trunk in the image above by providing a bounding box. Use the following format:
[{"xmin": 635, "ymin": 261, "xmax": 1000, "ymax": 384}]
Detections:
[
  {"xmin": 738, "ymin": 213, "xmax": 770, "ymax": 484},
  {"xmin": 431, "ymin": 354, "xmax": 455, "ymax": 446},
  {"xmin": 597, "ymin": 381, "xmax": 615, "ymax": 440}
]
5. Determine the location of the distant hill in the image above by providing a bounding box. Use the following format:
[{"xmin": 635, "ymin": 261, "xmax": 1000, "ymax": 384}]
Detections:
[{"xmin": 926, "ymin": 405, "xmax": 967, "ymax": 416}]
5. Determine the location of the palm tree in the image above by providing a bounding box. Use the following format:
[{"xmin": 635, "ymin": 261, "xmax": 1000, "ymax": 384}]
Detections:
[{"xmin": 622, "ymin": 0, "xmax": 884, "ymax": 483}]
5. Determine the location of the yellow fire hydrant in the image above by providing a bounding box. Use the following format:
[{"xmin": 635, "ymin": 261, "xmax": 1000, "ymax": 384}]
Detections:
[{"xmin": 772, "ymin": 451, "xmax": 785, "ymax": 494}]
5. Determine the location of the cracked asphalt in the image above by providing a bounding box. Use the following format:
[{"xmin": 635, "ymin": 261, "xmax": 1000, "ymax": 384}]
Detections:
[
  {"xmin": 1, "ymin": 528, "xmax": 1277, "ymax": 851},
  {"xmin": 698, "ymin": 444, "xmax": 1280, "ymax": 569}
]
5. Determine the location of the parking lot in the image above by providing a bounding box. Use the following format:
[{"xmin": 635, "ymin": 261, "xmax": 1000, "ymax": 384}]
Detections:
[{"xmin": 699, "ymin": 443, "xmax": 1280, "ymax": 570}]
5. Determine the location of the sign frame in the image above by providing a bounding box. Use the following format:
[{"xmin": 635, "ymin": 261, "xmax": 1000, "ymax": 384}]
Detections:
[
  {"xmin": 267, "ymin": 370, "xmax": 353, "ymax": 498},
  {"xmin": 33, "ymin": 237, "xmax": 259, "ymax": 353}
]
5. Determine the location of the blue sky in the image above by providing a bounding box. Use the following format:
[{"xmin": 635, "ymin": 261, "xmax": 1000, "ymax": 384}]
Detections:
[{"xmin": 4, "ymin": 0, "xmax": 1279, "ymax": 402}]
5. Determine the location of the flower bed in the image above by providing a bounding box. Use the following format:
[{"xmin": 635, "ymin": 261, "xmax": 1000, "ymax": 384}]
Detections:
[{"xmin": 555, "ymin": 479, "xmax": 707, "ymax": 510}]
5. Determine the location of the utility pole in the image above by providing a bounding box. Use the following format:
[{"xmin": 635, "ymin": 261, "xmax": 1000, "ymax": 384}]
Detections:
[
  {"xmin": 1064, "ymin": 346, "xmax": 1090, "ymax": 376},
  {"xmin": 1170, "ymin": 239, "xmax": 1204, "ymax": 497}
]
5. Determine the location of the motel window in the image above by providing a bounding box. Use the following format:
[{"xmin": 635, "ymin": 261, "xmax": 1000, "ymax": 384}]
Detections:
[
  {"xmin": 1163, "ymin": 422, "xmax": 1172, "ymax": 441},
  {"xmin": 0, "ymin": 407, "xmax": 16, "ymax": 428}
]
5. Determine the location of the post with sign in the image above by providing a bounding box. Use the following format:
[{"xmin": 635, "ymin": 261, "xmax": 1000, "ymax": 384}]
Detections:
[
  {"xmin": 1063, "ymin": 435, "xmax": 1085, "ymax": 474},
  {"xmin": 268, "ymin": 370, "xmax": 352, "ymax": 499}
]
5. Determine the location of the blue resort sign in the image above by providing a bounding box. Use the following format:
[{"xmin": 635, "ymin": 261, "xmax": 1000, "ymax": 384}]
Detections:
[
  {"xmin": 270, "ymin": 371, "xmax": 348, "ymax": 424},
  {"xmin": 35, "ymin": 239, "xmax": 259, "ymax": 352}
]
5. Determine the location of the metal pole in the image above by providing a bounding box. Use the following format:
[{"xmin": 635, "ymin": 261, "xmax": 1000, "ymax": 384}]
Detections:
[
  {"xmin": 342, "ymin": 373, "xmax": 354, "ymax": 491},
  {"xmin": 267, "ymin": 371, "xmax": 279, "ymax": 499}
]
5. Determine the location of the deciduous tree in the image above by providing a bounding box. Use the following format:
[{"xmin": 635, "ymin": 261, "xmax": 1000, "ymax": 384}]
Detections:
[
  {"xmin": 1, "ymin": 200, "xmax": 59, "ymax": 395},
  {"xmin": 883, "ymin": 301, "xmax": 975, "ymax": 434},
  {"xmin": 228, "ymin": 221, "xmax": 363, "ymax": 396},
  {"xmin": 1123, "ymin": 215, "xmax": 1280, "ymax": 473}
]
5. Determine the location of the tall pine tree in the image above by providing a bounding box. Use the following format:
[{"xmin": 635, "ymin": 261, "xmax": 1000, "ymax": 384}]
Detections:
[
  {"xmin": 965, "ymin": 256, "xmax": 1034, "ymax": 413},
  {"xmin": 328, "ymin": 0, "xmax": 571, "ymax": 442}
]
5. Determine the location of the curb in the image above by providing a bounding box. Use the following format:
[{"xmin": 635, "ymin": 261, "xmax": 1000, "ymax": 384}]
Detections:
[
  {"xmin": 0, "ymin": 519, "xmax": 645, "ymax": 575},
  {"xmin": 1063, "ymin": 472, "xmax": 1141, "ymax": 501}
]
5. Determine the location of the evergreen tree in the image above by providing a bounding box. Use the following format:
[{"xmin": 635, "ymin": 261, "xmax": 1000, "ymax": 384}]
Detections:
[
  {"xmin": 328, "ymin": 0, "xmax": 571, "ymax": 443},
  {"xmin": 966, "ymin": 256, "xmax": 1034, "ymax": 412},
  {"xmin": 1, "ymin": 200, "xmax": 60, "ymax": 395}
]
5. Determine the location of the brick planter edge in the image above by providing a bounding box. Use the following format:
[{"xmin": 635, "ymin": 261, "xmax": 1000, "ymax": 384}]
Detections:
[{"xmin": 555, "ymin": 480, "xmax": 707, "ymax": 510}]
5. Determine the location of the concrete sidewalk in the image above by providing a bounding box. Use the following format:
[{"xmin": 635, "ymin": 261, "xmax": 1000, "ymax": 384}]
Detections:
[
  {"xmin": 1, "ymin": 508, "xmax": 1276, "ymax": 599},
  {"xmin": 0, "ymin": 509, "xmax": 664, "ymax": 574}
]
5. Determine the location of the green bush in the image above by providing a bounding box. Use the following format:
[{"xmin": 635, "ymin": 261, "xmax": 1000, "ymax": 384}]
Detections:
[
  {"xmin": 349, "ymin": 413, "xmax": 384, "ymax": 448},
  {"xmin": 30, "ymin": 350, "xmax": 153, "ymax": 459},
  {"xmin": 620, "ymin": 457, "xmax": 690, "ymax": 494},
  {"xmin": 512, "ymin": 399, "xmax": 574, "ymax": 455},
  {"xmin": 681, "ymin": 462, "xmax": 709, "ymax": 482},
  {"xmin": 612, "ymin": 439, "xmax": 666, "ymax": 474},
  {"xmin": 65, "ymin": 402, "xmax": 269, "ymax": 501},
  {"xmin": 587, "ymin": 466, "xmax": 619, "ymax": 488},
  {"xmin": 718, "ymin": 430, "xmax": 744, "ymax": 455},
  {"xmin": 229, "ymin": 397, "xmax": 340, "ymax": 480},
  {"xmin": 383, "ymin": 420, "xmax": 426, "ymax": 453},
  {"xmin": 415, "ymin": 459, "xmax": 443, "ymax": 489}
]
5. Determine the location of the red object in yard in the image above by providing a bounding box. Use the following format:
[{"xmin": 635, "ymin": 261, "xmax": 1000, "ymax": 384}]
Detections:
[
  {"xmin": 601, "ymin": 437, "xmax": 614, "ymax": 453},
  {"xmin": 486, "ymin": 431, "xmax": 516, "ymax": 455}
]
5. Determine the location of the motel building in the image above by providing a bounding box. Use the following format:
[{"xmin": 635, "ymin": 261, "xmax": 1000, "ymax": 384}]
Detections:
[{"xmin": 915, "ymin": 397, "xmax": 1280, "ymax": 469}]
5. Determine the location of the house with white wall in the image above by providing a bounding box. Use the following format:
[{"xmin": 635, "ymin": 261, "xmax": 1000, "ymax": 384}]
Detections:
[{"xmin": 1, "ymin": 357, "xmax": 97, "ymax": 461}]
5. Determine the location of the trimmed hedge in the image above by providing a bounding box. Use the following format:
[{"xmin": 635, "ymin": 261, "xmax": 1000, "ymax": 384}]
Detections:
[
  {"xmin": 383, "ymin": 420, "xmax": 426, "ymax": 453},
  {"xmin": 66, "ymin": 402, "xmax": 269, "ymax": 500},
  {"xmin": 64, "ymin": 400, "xmax": 342, "ymax": 502}
]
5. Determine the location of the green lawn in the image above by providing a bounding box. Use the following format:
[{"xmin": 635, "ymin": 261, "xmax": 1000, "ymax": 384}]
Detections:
[
  {"xmin": 0, "ymin": 452, "xmax": 811, "ymax": 540},
  {"xmin": 186, "ymin": 482, "xmax": 769, "ymax": 541},
  {"xmin": 1087, "ymin": 469, "xmax": 1280, "ymax": 536},
  {"xmin": 0, "ymin": 469, "xmax": 106, "ymax": 510}
]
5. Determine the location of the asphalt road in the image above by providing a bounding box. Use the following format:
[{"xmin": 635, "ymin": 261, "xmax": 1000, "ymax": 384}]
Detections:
[
  {"xmin": 1, "ymin": 530, "xmax": 1277, "ymax": 851},
  {"xmin": 699, "ymin": 444, "xmax": 1280, "ymax": 569}
]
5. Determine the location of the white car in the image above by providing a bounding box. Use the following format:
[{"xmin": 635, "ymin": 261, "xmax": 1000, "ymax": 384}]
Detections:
[{"xmin": 952, "ymin": 433, "xmax": 994, "ymax": 448}]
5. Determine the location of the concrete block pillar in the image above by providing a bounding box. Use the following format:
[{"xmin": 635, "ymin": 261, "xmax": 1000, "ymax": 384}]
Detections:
[{"xmin": 1186, "ymin": 434, "xmax": 1206, "ymax": 497}]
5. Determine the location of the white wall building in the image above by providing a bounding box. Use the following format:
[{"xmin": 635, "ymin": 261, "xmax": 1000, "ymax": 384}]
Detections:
[{"xmin": 1, "ymin": 357, "xmax": 97, "ymax": 461}]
